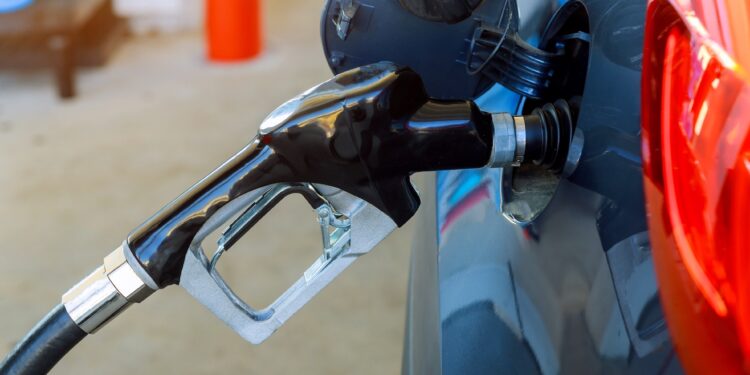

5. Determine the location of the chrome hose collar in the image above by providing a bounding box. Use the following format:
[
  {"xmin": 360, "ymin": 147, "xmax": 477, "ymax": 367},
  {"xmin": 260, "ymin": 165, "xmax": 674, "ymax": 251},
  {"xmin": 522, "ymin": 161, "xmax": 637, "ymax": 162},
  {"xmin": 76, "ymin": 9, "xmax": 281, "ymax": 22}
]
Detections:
[
  {"xmin": 62, "ymin": 243, "xmax": 155, "ymax": 333},
  {"xmin": 487, "ymin": 112, "xmax": 517, "ymax": 168}
]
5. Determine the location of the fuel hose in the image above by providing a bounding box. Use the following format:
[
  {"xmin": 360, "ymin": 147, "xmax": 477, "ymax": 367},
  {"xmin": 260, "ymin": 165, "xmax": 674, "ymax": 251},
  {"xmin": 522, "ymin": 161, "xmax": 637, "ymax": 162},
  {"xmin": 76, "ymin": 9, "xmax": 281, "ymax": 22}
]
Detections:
[{"xmin": 0, "ymin": 305, "xmax": 86, "ymax": 375}]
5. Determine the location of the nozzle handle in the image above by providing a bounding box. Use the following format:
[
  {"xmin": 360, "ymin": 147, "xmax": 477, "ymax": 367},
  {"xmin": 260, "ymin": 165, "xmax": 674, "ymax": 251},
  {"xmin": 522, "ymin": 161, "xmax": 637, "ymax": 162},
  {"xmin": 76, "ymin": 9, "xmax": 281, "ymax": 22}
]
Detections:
[{"xmin": 126, "ymin": 62, "xmax": 494, "ymax": 287}]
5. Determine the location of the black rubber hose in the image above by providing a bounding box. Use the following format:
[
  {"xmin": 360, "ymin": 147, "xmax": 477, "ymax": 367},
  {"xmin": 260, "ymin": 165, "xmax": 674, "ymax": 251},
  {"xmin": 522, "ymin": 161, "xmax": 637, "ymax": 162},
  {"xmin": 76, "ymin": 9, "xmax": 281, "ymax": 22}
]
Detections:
[{"xmin": 0, "ymin": 304, "xmax": 86, "ymax": 375}]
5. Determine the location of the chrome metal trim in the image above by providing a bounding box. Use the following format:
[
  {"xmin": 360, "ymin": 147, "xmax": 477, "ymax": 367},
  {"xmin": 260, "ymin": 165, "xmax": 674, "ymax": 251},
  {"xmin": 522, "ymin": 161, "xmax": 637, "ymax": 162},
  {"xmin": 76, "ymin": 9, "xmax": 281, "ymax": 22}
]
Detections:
[
  {"xmin": 487, "ymin": 112, "xmax": 517, "ymax": 168},
  {"xmin": 62, "ymin": 245, "xmax": 156, "ymax": 333},
  {"xmin": 62, "ymin": 265, "xmax": 128, "ymax": 333}
]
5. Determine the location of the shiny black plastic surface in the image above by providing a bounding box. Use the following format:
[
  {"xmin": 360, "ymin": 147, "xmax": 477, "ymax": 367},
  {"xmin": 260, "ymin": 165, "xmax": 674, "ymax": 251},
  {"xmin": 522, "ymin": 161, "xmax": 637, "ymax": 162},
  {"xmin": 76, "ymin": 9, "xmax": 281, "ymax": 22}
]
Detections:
[{"xmin": 127, "ymin": 62, "xmax": 493, "ymax": 287}]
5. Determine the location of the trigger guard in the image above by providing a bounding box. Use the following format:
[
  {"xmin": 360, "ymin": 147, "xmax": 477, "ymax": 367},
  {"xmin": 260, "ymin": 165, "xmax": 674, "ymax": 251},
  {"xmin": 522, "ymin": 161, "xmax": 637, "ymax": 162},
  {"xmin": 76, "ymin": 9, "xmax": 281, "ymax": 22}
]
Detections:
[
  {"xmin": 179, "ymin": 184, "xmax": 398, "ymax": 344},
  {"xmin": 190, "ymin": 185, "xmax": 279, "ymax": 245}
]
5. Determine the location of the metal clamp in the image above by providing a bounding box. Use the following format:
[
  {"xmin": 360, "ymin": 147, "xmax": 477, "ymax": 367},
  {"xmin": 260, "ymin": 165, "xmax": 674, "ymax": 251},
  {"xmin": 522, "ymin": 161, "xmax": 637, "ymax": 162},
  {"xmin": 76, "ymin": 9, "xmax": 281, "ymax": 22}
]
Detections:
[{"xmin": 179, "ymin": 182, "xmax": 397, "ymax": 344}]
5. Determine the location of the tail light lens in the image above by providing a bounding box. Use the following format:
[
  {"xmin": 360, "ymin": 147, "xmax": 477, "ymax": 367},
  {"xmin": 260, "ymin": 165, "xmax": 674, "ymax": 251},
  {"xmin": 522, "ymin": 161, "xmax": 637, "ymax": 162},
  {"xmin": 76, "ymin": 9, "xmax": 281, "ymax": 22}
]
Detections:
[{"xmin": 642, "ymin": 0, "xmax": 750, "ymax": 373}]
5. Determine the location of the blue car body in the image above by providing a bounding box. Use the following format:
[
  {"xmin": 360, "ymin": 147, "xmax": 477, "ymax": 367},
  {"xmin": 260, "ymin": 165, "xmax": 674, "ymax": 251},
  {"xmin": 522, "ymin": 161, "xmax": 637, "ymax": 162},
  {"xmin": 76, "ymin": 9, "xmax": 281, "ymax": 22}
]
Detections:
[{"xmin": 402, "ymin": 0, "xmax": 685, "ymax": 373}]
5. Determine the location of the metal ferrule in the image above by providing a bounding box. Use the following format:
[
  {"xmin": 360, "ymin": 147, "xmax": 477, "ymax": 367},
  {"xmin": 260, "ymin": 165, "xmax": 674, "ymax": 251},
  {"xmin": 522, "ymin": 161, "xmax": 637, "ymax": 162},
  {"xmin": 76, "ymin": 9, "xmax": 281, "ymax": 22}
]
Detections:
[
  {"xmin": 62, "ymin": 243, "xmax": 155, "ymax": 333},
  {"xmin": 486, "ymin": 113, "xmax": 520, "ymax": 167},
  {"xmin": 487, "ymin": 113, "xmax": 530, "ymax": 168},
  {"xmin": 487, "ymin": 113, "xmax": 516, "ymax": 167}
]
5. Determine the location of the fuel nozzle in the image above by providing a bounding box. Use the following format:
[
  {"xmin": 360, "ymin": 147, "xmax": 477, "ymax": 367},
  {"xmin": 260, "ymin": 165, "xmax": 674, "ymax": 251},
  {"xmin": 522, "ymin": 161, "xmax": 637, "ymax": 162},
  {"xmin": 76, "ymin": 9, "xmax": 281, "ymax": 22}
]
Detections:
[
  {"xmin": 126, "ymin": 61, "xmax": 579, "ymax": 288},
  {"xmin": 57, "ymin": 62, "xmax": 581, "ymax": 349}
]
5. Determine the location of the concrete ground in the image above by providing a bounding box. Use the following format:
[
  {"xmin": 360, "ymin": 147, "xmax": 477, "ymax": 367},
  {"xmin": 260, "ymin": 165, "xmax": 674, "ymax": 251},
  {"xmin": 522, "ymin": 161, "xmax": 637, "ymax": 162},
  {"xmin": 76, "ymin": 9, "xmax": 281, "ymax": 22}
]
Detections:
[{"xmin": 0, "ymin": 1, "xmax": 414, "ymax": 373}]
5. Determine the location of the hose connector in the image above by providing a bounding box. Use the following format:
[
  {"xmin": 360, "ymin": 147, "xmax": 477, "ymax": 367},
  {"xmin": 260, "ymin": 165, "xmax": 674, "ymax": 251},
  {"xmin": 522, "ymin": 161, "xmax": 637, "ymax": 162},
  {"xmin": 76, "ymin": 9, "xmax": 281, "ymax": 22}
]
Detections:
[
  {"xmin": 62, "ymin": 243, "xmax": 156, "ymax": 333},
  {"xmin": 487, "ymin": 98, "xmax": 578, "ymax": 174},
  {"xmin": 487, "ymin": 112, "xmax": 525, "ymax": 168}
]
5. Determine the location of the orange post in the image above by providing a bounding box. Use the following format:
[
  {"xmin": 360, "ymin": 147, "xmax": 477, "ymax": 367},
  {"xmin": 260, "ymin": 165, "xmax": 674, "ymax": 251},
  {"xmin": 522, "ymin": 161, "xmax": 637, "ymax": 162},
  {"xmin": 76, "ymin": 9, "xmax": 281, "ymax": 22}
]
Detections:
[{"xmin": 205, "ymin": 0, "xmax": 263, "ymax": 61}]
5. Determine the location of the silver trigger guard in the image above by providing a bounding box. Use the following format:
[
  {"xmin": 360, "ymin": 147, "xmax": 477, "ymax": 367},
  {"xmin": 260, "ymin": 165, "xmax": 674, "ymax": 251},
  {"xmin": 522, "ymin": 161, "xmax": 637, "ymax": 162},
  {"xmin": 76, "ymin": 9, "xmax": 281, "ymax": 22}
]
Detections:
[{"xmin": 179, "ymin": 182, "xmax": 398, "ymax": 344}]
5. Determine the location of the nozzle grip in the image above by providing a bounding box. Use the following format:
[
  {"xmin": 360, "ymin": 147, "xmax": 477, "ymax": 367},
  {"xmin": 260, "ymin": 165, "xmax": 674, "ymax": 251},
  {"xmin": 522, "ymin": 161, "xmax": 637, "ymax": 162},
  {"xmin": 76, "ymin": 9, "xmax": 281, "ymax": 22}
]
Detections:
[{"xmin": 126, "ymin": 140, "xmax": 283, "ymax": 287}]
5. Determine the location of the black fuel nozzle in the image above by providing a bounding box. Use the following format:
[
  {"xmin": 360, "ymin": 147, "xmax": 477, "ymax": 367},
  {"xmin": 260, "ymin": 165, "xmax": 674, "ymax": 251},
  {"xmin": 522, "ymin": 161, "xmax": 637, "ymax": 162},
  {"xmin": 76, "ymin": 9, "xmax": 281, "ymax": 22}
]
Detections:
[
  {"xmin": 126, "ymin": 62, "xmax": 578, "ymax": 287},
  {"xmin": 8, "ymin": 63, "xmax": 584, "ymax": 374}
]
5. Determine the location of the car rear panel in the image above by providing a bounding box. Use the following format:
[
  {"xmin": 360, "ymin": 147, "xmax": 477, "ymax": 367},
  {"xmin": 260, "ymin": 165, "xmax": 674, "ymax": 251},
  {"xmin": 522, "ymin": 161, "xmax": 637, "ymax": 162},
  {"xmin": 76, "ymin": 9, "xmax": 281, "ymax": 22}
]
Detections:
[{"xmin": 404, "ymin": 0, "xmax": 687, "ymax": 373}]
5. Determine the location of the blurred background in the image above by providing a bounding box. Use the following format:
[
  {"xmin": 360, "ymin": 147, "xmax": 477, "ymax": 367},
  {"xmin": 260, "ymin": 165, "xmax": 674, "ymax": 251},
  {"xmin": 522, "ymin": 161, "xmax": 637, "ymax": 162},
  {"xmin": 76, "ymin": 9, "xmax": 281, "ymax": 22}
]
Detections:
[{"xmin": 0, "ymin": 0, "xmax": 414, "ymax": 373}]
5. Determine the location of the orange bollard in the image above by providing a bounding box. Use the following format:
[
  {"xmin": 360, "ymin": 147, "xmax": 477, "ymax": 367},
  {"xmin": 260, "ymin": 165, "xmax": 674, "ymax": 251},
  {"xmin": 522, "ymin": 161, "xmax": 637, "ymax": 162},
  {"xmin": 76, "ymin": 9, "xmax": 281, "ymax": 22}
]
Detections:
[{"xmin": 205, "ymin": 0, "xmax": 263, "ymax": 62}]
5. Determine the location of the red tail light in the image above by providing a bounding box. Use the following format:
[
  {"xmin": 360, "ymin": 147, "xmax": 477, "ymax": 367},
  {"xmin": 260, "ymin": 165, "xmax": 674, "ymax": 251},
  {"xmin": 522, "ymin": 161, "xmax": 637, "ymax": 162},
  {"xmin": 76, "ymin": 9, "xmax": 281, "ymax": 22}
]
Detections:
[{"xmin": 642, "ymin": 0, "xmax": 750, "ymax": 373}]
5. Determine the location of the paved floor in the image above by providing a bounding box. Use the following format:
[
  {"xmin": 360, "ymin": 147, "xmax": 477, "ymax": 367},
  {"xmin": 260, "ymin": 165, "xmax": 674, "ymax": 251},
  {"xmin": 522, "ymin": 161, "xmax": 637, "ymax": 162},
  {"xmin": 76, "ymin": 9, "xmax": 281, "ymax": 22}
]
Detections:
[{"xmin": 0, "ymin": 1, "xmax": 414, "ymax": 373}]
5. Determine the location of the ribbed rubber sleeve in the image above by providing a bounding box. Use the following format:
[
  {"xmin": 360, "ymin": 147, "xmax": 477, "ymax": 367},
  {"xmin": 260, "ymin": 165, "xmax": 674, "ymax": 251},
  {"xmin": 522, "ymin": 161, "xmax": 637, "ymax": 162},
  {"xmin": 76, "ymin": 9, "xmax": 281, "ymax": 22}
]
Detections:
[{"xmin": 0, "ymin": 304, "xmax": 87, "ymax": 375}]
